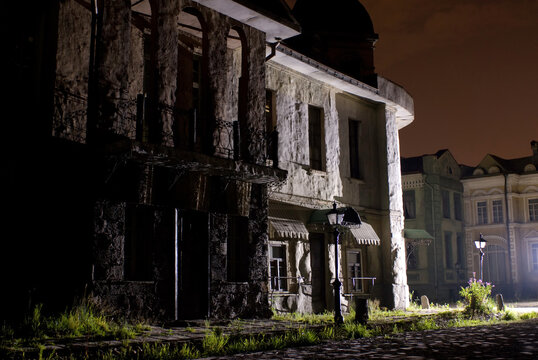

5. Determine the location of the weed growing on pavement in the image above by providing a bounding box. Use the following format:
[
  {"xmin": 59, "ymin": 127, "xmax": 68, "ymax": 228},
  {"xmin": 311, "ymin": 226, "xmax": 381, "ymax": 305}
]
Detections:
[
  {"xmin": 271, "ymin": 310, "xmax": 334, "ymax": 324},
  {"xmin": 202, "ymin": 327, "xmax": 228, "ymax": 355},
  {"xmin": 460, "ymin": 276, "xmax": 494, "ymax": 317},
  {"xmin": 519, "ymin": 311, "xmax": 538, "ymax": 320}
]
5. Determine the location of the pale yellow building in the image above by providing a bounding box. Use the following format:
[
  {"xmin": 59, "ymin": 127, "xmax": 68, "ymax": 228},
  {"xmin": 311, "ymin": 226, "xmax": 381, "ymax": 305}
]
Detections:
[{"xmin": 461, "ymin": 141, "xmax": 538, "ymax": 298}]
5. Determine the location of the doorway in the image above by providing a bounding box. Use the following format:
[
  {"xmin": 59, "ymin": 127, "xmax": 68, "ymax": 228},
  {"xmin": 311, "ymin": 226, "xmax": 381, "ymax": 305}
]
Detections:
[
  {"xmin": 177, "ymin": 210, "xmax": 209, "ymax": 319},
  {"xmin": 310, "ymin": 233, "xmax": 327, "ymax": 313}
]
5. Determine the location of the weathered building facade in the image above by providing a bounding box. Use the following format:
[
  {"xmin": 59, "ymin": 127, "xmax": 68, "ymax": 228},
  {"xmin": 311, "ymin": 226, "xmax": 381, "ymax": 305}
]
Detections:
[
  {"xmin": 5, "ymin": 0, "xmax": 299, "ymax": 321},
  {"xmin": 401, "ymin": 150, "xmax": 467, "ymax": 303},
  {"xmin": 461, "ymin": 141, "xmax": 538, "ymax": 299},
  {"xmin": 5, "ymin": 0, "xmax": 415, "ymax": 322},
  {"xmin": 266, "ymin": 0, "xmax": 414, "ymax": 312}
]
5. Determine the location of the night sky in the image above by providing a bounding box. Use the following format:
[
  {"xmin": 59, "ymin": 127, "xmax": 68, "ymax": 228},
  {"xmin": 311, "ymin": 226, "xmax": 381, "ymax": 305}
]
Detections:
[{"xmin": 286, "ymin": 0, "xmax": 538, "ymax": 165}]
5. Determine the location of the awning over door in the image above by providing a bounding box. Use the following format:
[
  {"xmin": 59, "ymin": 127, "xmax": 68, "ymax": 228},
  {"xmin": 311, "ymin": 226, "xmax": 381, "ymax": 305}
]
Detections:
[
  {"xmin": 269, "ymin": 217, "xmax": 309, "ymax": 240},
  {"xmin": 349, "ymin": 222, "xmax": 381, "ymax": 246},
  {"xmin": 404, "ymin": 228, "xmax": 434, "ymax": 245}
]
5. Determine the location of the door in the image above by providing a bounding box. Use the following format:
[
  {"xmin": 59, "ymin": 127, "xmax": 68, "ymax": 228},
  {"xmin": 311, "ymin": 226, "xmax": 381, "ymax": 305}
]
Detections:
[
  {"xmin": 310, "ymin": 233, "xmax": 327, "ymax": 313},
  {"xmin": 177, "ymin": 210, "xmax": 209, "ymax": 319}
]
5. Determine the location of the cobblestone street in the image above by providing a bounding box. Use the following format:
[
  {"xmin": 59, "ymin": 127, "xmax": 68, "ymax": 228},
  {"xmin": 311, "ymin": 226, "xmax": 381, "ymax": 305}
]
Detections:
[{"xmin": 204, "ymin": 319, "xmax": 538, "ymax": 359}]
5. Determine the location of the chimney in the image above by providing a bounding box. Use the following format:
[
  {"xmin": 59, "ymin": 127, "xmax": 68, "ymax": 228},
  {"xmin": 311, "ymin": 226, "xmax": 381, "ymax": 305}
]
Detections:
[{"xmin": 532, "ymin": 140, "xmax": 538, "ymax": 164}]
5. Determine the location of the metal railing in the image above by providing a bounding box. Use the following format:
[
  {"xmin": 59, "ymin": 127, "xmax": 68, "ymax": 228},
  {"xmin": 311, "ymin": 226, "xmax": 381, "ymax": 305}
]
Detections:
[
  {"xmin": 52, "ymin": 89, "xmax": 280, "ymax": 168},
  {"xmin": 53, "ymin": 88, "xmax": 88, "ymax": 143}
]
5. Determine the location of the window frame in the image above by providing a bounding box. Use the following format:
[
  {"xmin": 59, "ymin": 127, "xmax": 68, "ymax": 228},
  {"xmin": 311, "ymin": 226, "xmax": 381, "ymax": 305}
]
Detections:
[
  {"xmin": 492, "ymin": 199, "xmax": 504, "ymax": 224},
  {"xmin": 529, "ymin": 199, "xmax": 538, "ymax": 222},
  {"xmin": 346, "ymin": 250, "xmax": 363, "ymax": 293},
  {"xmin": 530, "ymin": 242, "xmax": 538, "ymax": 272},
  {"xmin": 269, "ymin": 243, "xmax": 288, "ymax": 292},
  {"xmin": 477, "ymin": 201, "xmax": 488, "ymax": 225}
]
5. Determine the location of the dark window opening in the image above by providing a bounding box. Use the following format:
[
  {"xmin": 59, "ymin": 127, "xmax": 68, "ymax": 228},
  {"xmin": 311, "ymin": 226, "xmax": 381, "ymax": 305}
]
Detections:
[
  {"xmin": 125, "ymin": 205, "xmax": 153, "ymax": 281},
  {"xmin": 454, "ymin": 193, "xmax": 462, "ymax": 221},
  {"xmin": 176, "ymin": 8, "xmax": 206, "ymax": 151},
  {"xmin": 227, "ymin": 216, "xmax": 249, "ymax": 282},
  {"xmin": 403, "ymin": 190, "xmax": 416, "ymax": 219},
  {"xmin": 456, "ymin": 233, "xmax": 464, "ymax": 268},
  {"xmin": 442, "ymin": 190, "xmax": 451, "ymax": 218},
  {"xmin": 266, "ymin": 90, "xmax": 278, "ymax": 167},
  {"xmin": 444, "ymin": 232, "xmax": 453, "ymax": 269},
  {"xmin": 349, "ymin": 119, "xmax": 361, "ymax": 179},
  {"xmin": 308, "ymin": 105, "xmax": 324, "ymax": 171}
]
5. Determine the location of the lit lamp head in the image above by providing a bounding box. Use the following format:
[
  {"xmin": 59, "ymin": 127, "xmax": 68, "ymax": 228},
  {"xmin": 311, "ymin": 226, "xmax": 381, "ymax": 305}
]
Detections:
[
  {"xmin": 474, "ymin": 233, "xmax": 487, "ymax": 250},
  {"xmin": 326, "ymin": 201, "xmax": 344, "ymax": 226}
]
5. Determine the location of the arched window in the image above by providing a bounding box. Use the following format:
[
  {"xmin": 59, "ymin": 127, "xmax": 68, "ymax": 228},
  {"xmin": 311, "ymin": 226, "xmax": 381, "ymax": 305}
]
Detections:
[
  {"xmin": 176, "ymin": 7, "xmax": 207, "ymax": 150},
  {"xmin": 228, "ymin": 26, "xmax": 249, "ymax": 160}
]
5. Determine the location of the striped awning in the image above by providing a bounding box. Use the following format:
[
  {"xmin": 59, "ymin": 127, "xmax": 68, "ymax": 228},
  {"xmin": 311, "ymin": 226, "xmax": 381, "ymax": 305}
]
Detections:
[
  {"xmin": 349, "ymin": 222, "xmax": 380, "ymax": 246},
  {"xmin": 269, "ymin": 217, "xmax": 309, "ymax": 240}
]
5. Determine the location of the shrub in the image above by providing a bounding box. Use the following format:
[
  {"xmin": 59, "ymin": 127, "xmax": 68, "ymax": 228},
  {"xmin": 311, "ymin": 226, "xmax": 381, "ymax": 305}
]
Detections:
[{"xmin": 459, "ymin": 277, "xmax": 494, "ymax": 317}]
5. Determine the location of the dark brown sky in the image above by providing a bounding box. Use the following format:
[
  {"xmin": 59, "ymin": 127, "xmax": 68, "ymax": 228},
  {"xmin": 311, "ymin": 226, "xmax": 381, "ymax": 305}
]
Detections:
[{"xmin": 285, "ymin": 0, "xmax": 538, "ymax": 165}]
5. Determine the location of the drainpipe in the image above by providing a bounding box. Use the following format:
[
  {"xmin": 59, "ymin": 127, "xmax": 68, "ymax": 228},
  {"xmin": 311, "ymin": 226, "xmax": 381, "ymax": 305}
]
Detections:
[
  {"xmin": 503, "ymin": 173, "xmax": 514, "ymax": 289},
  {"xmin": 424, "ymin": 176, "xmax": 438, "ymax": 300}
]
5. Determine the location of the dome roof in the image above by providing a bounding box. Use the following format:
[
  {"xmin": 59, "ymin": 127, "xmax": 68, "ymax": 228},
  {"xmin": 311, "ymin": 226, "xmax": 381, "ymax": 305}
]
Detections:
[
  {"xmin": 291, "ymin": 0, "xmax": 376, "ymax": 38},
  {"xmin": 284, "ymin": 0, "xmax": 379, "ymax": 87}
]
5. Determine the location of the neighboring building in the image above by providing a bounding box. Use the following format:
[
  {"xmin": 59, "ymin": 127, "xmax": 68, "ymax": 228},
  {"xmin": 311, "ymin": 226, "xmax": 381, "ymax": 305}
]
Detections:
[
  {"xmin": 461, "ymin": 141, "xmax": 538, "ymax": 299},
  {"xmin": 5, "ymin": 0, "xmax": 299, "ymax": 321},
  {"xmin": 266, "ymin": 0, "xmax": 414, "ymax": 313},
  {"xmin": 401, "ymin": 150, "xmax": 466, "ymax": 303}
]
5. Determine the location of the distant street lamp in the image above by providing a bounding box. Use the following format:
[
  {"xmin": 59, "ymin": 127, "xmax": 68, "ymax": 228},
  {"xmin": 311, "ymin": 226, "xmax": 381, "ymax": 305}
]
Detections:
[
  {"xmin": 326, "ymin": 201, "xmax": 361, "ymax": 325},
  {"xmin": 474, "ymin": 233, "xmax": 487, "ymax": 281}
]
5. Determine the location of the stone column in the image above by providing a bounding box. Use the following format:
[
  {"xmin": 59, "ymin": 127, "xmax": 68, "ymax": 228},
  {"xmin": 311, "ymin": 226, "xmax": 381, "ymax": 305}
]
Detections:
[
  {"xmin": 93, "ymin": 0, "xmax": 132, "ymax": 140},
  {"xmin": 378, "ymin": 106, "xmax": 409, "ymax": 310},
  {"xmin": 149, "ymin": 0, "xmax": 179, "ymax": 146}
]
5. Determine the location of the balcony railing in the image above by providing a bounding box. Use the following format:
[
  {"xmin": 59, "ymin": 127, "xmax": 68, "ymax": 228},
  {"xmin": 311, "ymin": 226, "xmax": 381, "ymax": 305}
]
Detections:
[{"xmin": 52, "ymin": 89, "xmax": 279, "ymax": 168}]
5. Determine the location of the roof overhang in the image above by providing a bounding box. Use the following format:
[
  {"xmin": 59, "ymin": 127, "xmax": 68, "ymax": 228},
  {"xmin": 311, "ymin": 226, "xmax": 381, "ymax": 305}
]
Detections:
[
  {"xmin": 269, "ymin": 44, "xmax": 414, "ymax": 129},
  {"xmin": 192, "ymin": 0, "xmax": 300, "ymax": 42}
]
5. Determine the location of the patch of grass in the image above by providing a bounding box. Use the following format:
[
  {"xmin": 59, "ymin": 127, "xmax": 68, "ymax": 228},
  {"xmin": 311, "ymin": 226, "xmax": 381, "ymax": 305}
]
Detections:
[
  {"xmin": 409, "ymin": 317, "xmax": 439, "ymax": 331},
  {"xmin": 342, "ymin": 322, "xmax": 370, "ymax": 339},
  {"xmin": 271, "ymin": 310, "xmax": 334, "ymax": 324},
  {"xmin": 519, "ymin": 311, "xmax": 538, "ymax": 320},
  {"xmin": 202, "ymin": 327, "xmax": 228, "ymax": 356}
]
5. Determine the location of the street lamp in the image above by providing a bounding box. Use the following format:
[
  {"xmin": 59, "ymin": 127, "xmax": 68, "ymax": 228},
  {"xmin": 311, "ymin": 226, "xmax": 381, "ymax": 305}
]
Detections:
[
  {"xmin": 326, "ymin": 202, "xmax": 344, "ymax": 324},
  {"xmin": 326, "ymin": 202, "xmax": 361, "ymax": 325},
  {"xmin": 474, "ymin": 233, "xmax": 487, "ymax": 281}
]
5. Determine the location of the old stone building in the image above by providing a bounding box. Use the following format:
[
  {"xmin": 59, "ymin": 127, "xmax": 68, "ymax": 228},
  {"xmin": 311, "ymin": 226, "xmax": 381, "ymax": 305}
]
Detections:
[
  {"xmin": 266, "ymin": 0, "xmax": 414, "ymax": 313},
  {"xmin": 5, "ymin": 0, "xmax": 414, "ymax": 322},
  {"xmin": 5, "ymin": 0, "xmax": 299, "ymax": 321},
  {"xmin": 461, "ymin": 141, "xmax": 538, "ymax": 299},
  {"xmin": 401, "ymin": 150, "xmax": 467, "ymax": 303}
]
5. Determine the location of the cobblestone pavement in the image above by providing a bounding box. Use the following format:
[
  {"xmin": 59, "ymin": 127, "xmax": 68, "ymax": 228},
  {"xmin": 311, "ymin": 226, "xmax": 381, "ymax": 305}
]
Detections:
[{"xmin": 204, "ymin": 319, "xmax": 538, "ymax": 359}]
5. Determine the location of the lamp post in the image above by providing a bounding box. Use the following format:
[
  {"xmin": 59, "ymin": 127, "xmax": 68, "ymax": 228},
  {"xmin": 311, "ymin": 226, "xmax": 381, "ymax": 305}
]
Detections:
[
  {"xmin": 326, "ymin": 202, "xmax": 345, "ymax": 325},
  {"xmin": 474, "ymin": 233, "xmax": 487, "ymax": 281}
]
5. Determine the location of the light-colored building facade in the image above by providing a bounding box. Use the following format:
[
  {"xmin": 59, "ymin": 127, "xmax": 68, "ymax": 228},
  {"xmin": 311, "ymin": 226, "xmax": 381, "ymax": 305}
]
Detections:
[
  {"xmin": 266, "ymin": 0, "xmax": 414, "ymax": 313},
  {"xmin": 461, "ymin": 141, "xmax": 538, "ymax": 299},
  {"xmin": 401, "ymin": 150, "xmax": 466, "ymax": 303}
]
